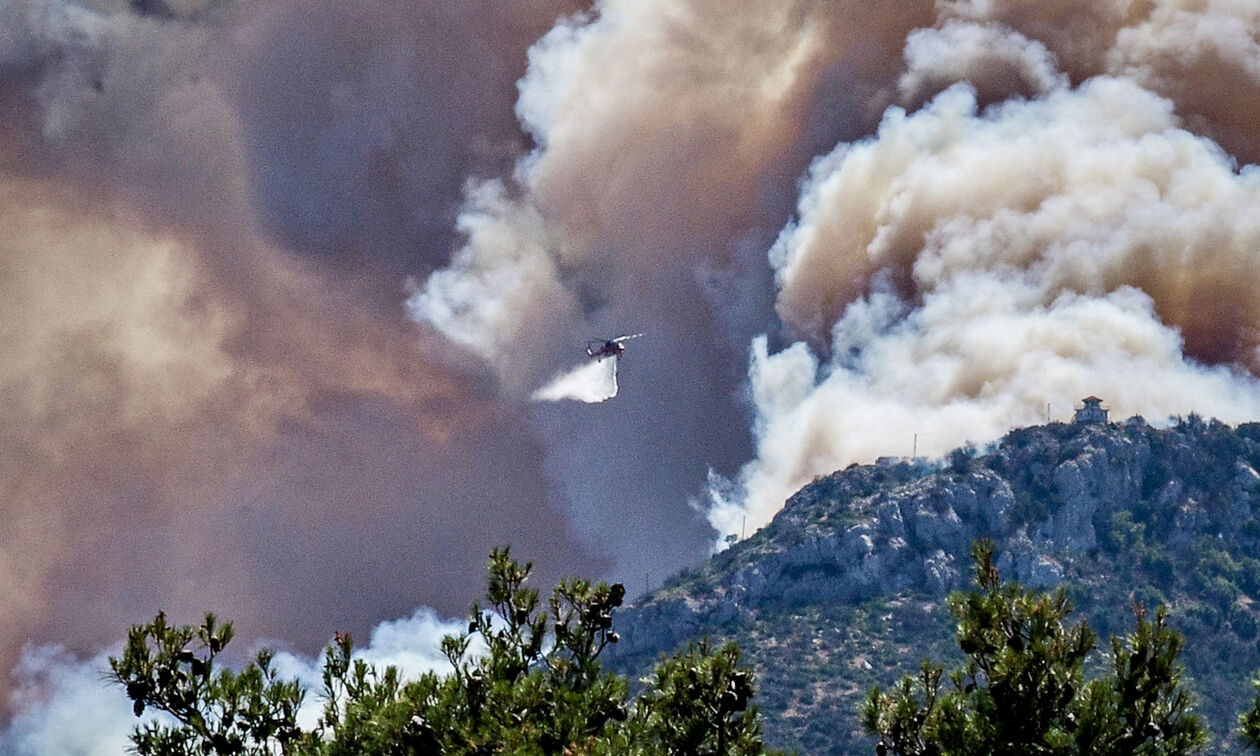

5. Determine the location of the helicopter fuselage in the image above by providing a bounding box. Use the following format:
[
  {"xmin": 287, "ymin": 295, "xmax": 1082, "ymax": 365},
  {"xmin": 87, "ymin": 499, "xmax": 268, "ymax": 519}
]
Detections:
[{"xmin": 586, "ymin": 341, "xmax": 625, "ymax": 360}]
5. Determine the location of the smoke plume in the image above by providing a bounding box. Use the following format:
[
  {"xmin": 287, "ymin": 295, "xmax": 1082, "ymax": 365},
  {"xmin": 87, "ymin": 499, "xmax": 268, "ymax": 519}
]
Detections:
[
  {"xmin": 0, "ymin": 0, "xmax": 598, "ymax": 712},
  {"xmin": 401, "ymin": 0, "xmax": 1260, "ymax": 548},
  {"xmin": 7, "ymin": 0, "xmax": 1260, "ymax": 742},
  {"xmin": 716, "ymin": 72, "xmax": 1260, "ymax": 537},
  {"xmin": 2, "ymin": 647, "xmax": 139, "ymax": 756}
]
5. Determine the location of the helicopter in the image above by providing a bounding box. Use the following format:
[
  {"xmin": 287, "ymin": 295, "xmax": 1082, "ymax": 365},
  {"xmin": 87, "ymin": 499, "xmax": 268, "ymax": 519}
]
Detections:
[{"xmin": 585, "ymin": 333, "xmax": 644, "ymax": 361}]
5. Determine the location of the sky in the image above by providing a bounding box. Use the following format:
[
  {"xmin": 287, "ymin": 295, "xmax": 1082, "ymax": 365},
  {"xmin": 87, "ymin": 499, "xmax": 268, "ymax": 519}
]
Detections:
[{"xmin": 4, "ymin": 0, "xmax": 1260, "ymax": 749}]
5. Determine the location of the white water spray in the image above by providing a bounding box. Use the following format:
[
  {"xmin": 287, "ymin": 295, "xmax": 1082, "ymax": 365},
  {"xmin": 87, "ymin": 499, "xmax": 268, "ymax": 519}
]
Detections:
[{"xmin": 531, "ymin": 356, "xmax": 619, "ymax": 403}]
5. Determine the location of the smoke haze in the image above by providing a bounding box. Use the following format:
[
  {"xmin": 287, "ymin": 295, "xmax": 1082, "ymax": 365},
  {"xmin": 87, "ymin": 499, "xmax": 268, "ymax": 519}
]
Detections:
[
  {"xmin": 5, "ymin": 0, "xmax": 1260, "ymax": 746},
  {"xmin": 2, "ymin": 608, "xmax": 466, "ymax": 755},
  {"xmin": 0, "ymin": 0, "xmax": 598, "ymax": 721}
]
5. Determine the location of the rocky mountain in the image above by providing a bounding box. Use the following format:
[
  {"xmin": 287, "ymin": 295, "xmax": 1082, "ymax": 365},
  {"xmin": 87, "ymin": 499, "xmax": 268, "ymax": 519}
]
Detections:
[{"xmin": 608, "ymin": 415, "xmax": 1260, "ymax": 754}]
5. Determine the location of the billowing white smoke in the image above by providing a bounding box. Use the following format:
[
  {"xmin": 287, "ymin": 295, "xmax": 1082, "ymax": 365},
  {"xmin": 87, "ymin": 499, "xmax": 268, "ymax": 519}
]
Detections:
[
  {"xmin": 404, "ymin": 0, "xmax": 908, "ymax": 394},
  {"xmin": 268, "ymin": 607, "xmax": 470, "ymax": 731},
  {"xmin": 405, "ymin": 181, "xmax": 579, "ymax": 392},
  {"xmin": 709, "ymin": 76, "xmax": 1260, "ymax": 538},
  {"xmin": 1, "ymin": 648, "xmax": 139, "ymax": 756},
  {"xmin": 898, "ymin": 21, "xmax": 1066, "ymax": 106},
  {"xmin": 406, "ymin": 0, "xmax": 888, "ymax": 583},
  {"xmin": 532, "ymin": 356, "xmax": 620, "ymax": 403},
  {"xmin": 404, "ymin": 0, "xmax": 1260, "ymax": 554},
  {"xmin": 0, "ymin": 608, "xmax": 466, "ymax": 753}
]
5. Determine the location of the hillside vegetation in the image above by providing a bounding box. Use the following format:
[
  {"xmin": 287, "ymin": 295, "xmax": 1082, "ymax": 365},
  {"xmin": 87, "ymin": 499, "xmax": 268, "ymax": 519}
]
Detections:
[{"xmin": 610, "ymin": 416, "xmax": 1260, "ymax": 754}]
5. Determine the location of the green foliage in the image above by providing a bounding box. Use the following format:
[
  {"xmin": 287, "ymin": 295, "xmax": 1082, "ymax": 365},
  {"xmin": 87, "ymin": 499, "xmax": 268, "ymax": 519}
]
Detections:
[
  {"xmin": 1074, "ymin": 606, "xmax": 1206, "ymax": 755},
  {"xmin": 109, "ymin": 611, "xmax": 312, "ymax": 755},
  {"xmin": 632, "ymin": 640, "xmax": 766, "ymax": 755},
  {"xmin": 1240, "ymin": 676, "xmax": 1260, "ymax": 750},
  {"xmin": 861, "ymin": 541, "xmax": 1207, "ymax": 756},
  {"xmin": 946, "ymin": 444, "xmax": 977, "ymax": 476},
  {"xmin": 112, "ymin": 548, "xmax": 777, "ymax": 755}
]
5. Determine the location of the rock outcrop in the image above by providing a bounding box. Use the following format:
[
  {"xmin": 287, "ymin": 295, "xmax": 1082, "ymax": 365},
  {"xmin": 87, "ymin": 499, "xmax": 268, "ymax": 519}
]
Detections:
[{"xmin": 612, "ymin": 416, "xmax": 1260, "ymax": 664}]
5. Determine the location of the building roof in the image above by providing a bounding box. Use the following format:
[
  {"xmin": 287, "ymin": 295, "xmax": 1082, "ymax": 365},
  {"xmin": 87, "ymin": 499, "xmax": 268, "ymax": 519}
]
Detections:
[{"xmin": 1081, "ymin": 395, "xmax": 1103, "ymax": 403}]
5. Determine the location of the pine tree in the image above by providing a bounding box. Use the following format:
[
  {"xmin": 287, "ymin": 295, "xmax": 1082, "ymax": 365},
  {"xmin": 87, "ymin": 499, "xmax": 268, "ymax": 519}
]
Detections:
[
  {"xmin": 861, "ymin": 540, "xmax": 1207, "ymax": 756},
  {"xmin": 111, "ymin": 547, "xmax": 780, "ymax": 755}
]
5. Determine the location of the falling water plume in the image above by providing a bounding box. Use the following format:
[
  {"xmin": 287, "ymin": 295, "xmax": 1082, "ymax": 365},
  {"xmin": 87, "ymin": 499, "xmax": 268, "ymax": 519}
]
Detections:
[{"xmin": 531, "ymin": 356, "xmax": 620, "ymax": 403}]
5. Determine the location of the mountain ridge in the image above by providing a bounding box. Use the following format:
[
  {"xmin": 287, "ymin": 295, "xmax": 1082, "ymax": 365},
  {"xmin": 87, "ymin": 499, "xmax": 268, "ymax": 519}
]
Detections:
[{"xmin": 610, "ymin": 414, "xmax": 1260, "ymax": 753}]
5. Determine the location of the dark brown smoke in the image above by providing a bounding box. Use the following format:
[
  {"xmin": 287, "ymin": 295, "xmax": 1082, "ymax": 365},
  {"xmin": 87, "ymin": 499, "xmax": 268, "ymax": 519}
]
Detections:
[{"xmin": 0, "ymin": 0, "xmax": 596, "ymax": 704}]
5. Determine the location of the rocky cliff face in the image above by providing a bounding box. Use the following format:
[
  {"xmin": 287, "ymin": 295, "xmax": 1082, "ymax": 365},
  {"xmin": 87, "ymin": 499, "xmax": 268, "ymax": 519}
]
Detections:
[{"xmin": 610, "ymin": 416, "xmax": 1260, "ymax": 753}]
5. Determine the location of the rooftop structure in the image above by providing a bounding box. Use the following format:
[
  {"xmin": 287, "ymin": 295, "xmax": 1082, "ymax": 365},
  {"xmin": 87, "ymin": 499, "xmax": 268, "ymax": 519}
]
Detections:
[{"xmin": 1074, "ymin": 396, "xmax": 1108, "ymax": 424}]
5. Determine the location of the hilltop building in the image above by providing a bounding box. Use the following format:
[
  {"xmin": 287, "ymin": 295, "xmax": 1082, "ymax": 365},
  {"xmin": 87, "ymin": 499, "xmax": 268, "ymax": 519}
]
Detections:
[{"xmin": 1074, "ymin": 396, "xmax": 1108, "ymax": 424}]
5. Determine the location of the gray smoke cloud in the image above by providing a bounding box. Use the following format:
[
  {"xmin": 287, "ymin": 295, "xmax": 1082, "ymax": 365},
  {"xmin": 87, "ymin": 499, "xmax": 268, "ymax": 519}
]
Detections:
[{"xmin": 7, "ymin": 0, "xmax": 1260, "ymax": 742}]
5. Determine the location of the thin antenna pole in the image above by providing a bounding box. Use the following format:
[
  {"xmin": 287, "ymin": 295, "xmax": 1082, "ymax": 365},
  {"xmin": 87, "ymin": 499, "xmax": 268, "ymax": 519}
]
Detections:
[
  {"xmin": 1046, "ymin": 403, "xmax": 1050, "ymax": 423},
  {"xmin": 741, "ymin": 516, "xmax": 746, "ymax": 540},
  {"xmin": 913, "ymin": 433, "xmax": 917, "ymax": 458}
]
